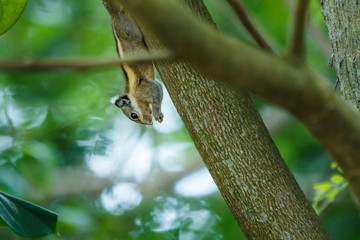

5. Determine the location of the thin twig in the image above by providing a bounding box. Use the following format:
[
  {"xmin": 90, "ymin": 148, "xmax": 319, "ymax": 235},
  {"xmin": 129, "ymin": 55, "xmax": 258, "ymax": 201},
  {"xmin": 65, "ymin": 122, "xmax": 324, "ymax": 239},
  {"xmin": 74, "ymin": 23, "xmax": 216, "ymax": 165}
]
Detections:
[
  {"xmin": 0, "ymin": 51, "xmax": 174, "ymax": 71},
  {"xmin": 283, "ymin": 0, "xmax": 331, "ymax": 57},
  {"xmin": 290, "ymin": 0, "xmax": 309, "ymax": 60},
  {"xmin": 227, "ymin": 0, "xmax": 274, "ymax": 53}
]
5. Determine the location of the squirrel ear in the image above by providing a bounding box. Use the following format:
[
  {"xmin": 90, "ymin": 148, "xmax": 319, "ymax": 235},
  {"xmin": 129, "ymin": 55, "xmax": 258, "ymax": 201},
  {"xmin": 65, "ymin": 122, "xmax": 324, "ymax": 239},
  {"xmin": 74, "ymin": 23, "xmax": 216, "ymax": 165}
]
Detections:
[{"xmin": 115, "ymin": 95, "xmax": 131, "ymax": 108}]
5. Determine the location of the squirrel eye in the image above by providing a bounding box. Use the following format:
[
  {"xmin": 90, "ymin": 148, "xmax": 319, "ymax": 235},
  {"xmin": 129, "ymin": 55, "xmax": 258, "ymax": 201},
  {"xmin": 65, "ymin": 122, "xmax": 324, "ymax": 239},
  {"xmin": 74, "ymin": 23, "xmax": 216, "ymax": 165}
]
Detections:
[{"xmin": 130, "ymin": 113, "xmax": 138, "ymax": 119}]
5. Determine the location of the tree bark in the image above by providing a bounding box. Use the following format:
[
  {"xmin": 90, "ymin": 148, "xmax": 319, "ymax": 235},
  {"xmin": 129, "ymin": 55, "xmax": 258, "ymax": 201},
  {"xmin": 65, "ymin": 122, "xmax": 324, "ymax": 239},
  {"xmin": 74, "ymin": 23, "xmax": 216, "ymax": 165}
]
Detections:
[
  {"xmin": 321, "ymin": 0, "xmax": 360, "ymax": 208},
  {"xmin": 116, "ymin": 0, "xmax": 360, "ymax": 206},
  {"xmin": 321, "ymin": 0, "xmax": 360, "ymax": 112},
  {"xmin": 110, "ymin": 0, "xmax": 332, "ymax": 238}
]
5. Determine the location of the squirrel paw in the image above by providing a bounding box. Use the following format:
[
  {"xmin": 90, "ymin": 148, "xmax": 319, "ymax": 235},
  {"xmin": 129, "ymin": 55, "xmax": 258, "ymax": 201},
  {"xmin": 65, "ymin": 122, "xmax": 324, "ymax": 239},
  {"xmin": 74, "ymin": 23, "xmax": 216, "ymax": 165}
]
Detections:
[{"xmin": 154, "ymin": 112, "xmax": 164, "ymax": 123}]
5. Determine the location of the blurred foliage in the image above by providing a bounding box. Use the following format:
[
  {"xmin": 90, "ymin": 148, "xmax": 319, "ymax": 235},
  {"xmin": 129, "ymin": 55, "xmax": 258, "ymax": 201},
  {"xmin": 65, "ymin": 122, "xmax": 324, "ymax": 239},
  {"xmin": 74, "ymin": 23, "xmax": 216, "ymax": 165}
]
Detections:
[
  {"xmin": 312, "ymin": 174, "xmax": 348, "ymax": 215},
  {"xmin": 0, "ymin": 0, "xmax": 28, "ymax": 35},
  {"xmin": 0, "ymin": 0, "xmax": 359, "ymax": 239},
  {"xmin": 312, "ymin": 163, "xmax": 348, "ymax": 215}
]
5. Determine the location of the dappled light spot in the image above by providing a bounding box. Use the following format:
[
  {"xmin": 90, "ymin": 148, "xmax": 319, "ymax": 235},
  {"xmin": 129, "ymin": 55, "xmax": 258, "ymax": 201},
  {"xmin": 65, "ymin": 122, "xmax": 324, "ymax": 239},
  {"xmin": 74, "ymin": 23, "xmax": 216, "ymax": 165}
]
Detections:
[
  {"xmin": 153, "ymin": 87, "xmax": 183, "ymax": 133},
  {"xmin": 150, "ymin": 196, "xmax": 223, "ymax": 239},
  {"xmin": 175, "ymin": 168, "xmax": 218, "ymax": 197},
  {"xmin": 100, "ymin": 182, "xmax": 142, "ymax": 215},
  {"xmin": 157, "ymin": 143, "xmax": 194, "ymax": 172}
]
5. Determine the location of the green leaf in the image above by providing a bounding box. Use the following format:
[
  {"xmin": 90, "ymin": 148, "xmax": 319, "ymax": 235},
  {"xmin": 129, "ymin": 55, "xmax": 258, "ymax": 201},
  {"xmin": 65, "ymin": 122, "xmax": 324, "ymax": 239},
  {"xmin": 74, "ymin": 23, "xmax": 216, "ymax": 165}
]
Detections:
[
  {"xmin": 330, "ymin": 162, "xmax": 338, "ymax": 169},
  {"xmin": 313, "ymin": 182, "xmax": 333, "ymax": 192},
  {"xmin": 0, "ymin": 214, "xmax": 6, "ymax": 226},
  {"xmin": 0, "ymin": 0, "xmax": 28, "ymax": 35},
  {"xmin": 0, "ymin": 191, "xmax": 58, "ymax": 237},
  {"xmin": 330, "ymin": 174, "xmax": 344, "ymax": 183}
]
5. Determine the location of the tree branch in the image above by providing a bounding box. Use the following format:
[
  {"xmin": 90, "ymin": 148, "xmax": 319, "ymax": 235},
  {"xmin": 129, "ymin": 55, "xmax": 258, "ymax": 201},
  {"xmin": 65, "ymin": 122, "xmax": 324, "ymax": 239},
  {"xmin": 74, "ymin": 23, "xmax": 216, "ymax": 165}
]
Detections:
[
  {"xmin": 118, "ymin": 0, "xmax": 360, "ymax": 204},
  {"xmin": 0, "ymin": 52, "xmax": 173, "ymax": 71},
  {"xmin": 283, "ymin": 0, "xmax": 331, "ymax": 57},
  {"xmin": 226, "ymin": 0, "xmax": 274, "ymax": 53},
  {"xmin": 289, "ymin": 0, "xmax": 309, "ymax": 60}
]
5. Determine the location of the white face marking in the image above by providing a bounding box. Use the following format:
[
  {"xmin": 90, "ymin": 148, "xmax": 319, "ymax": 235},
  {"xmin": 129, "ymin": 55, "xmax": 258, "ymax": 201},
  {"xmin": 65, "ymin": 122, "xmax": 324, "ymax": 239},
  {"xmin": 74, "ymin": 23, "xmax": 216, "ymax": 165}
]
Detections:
[{"xmin": 110, "ymin": 96, "xmax": 120, "ymax": 104}]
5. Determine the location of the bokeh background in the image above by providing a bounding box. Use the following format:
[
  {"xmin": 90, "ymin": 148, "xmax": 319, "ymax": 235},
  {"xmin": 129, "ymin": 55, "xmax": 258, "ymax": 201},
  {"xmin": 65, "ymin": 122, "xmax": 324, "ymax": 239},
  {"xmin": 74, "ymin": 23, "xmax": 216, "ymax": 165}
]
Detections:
[{"xmin": 0, "ymin": 0, "xmax": 359, "ymax": 239}]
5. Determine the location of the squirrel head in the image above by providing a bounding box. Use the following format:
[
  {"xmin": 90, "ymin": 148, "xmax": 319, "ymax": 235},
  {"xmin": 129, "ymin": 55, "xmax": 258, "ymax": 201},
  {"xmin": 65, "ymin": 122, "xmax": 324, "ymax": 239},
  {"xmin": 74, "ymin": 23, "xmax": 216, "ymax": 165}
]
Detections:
[{"xmin": 112, "ymin": 94, "xmax": 153, "ymax": 125}]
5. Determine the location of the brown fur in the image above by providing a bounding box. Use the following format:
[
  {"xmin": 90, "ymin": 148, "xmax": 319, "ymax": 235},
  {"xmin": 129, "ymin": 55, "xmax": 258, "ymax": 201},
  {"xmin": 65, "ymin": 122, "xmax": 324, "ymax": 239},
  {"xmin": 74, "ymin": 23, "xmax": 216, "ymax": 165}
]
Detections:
[{"xmin": 103, "ymin": 0, "xmax": 163, "ymax": 124}]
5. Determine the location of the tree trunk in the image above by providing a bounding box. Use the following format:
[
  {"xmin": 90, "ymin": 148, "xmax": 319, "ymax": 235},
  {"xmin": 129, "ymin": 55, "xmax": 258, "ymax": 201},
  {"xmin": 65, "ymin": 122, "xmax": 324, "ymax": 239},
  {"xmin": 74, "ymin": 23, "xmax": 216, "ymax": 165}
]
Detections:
[
  {"xmin": 321, "ymin": 0, "xmax": 360, "ymax": 208},
  {"xmin": 113, "ymin": 0, "xmax": 332, "ymax": 238},
  {"xmin": 321, "ymin": 0, "xmax": 360, "ymax": 112}
]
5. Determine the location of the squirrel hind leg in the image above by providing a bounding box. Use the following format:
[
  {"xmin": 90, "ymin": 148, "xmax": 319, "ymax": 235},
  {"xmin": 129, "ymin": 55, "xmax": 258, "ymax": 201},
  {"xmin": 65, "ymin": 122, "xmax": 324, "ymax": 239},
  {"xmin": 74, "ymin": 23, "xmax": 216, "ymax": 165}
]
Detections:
[{"xmin": 112, "ymin": 11, "xmax": 143, "ymax": 43}]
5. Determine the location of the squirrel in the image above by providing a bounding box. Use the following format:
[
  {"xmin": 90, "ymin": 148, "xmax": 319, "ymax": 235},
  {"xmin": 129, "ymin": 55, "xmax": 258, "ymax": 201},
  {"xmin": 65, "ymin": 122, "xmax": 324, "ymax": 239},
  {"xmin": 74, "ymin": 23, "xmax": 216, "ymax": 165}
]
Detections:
[{"xmin": 103, "ymin": 0, "xmax": 164, "ymax": 125}]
